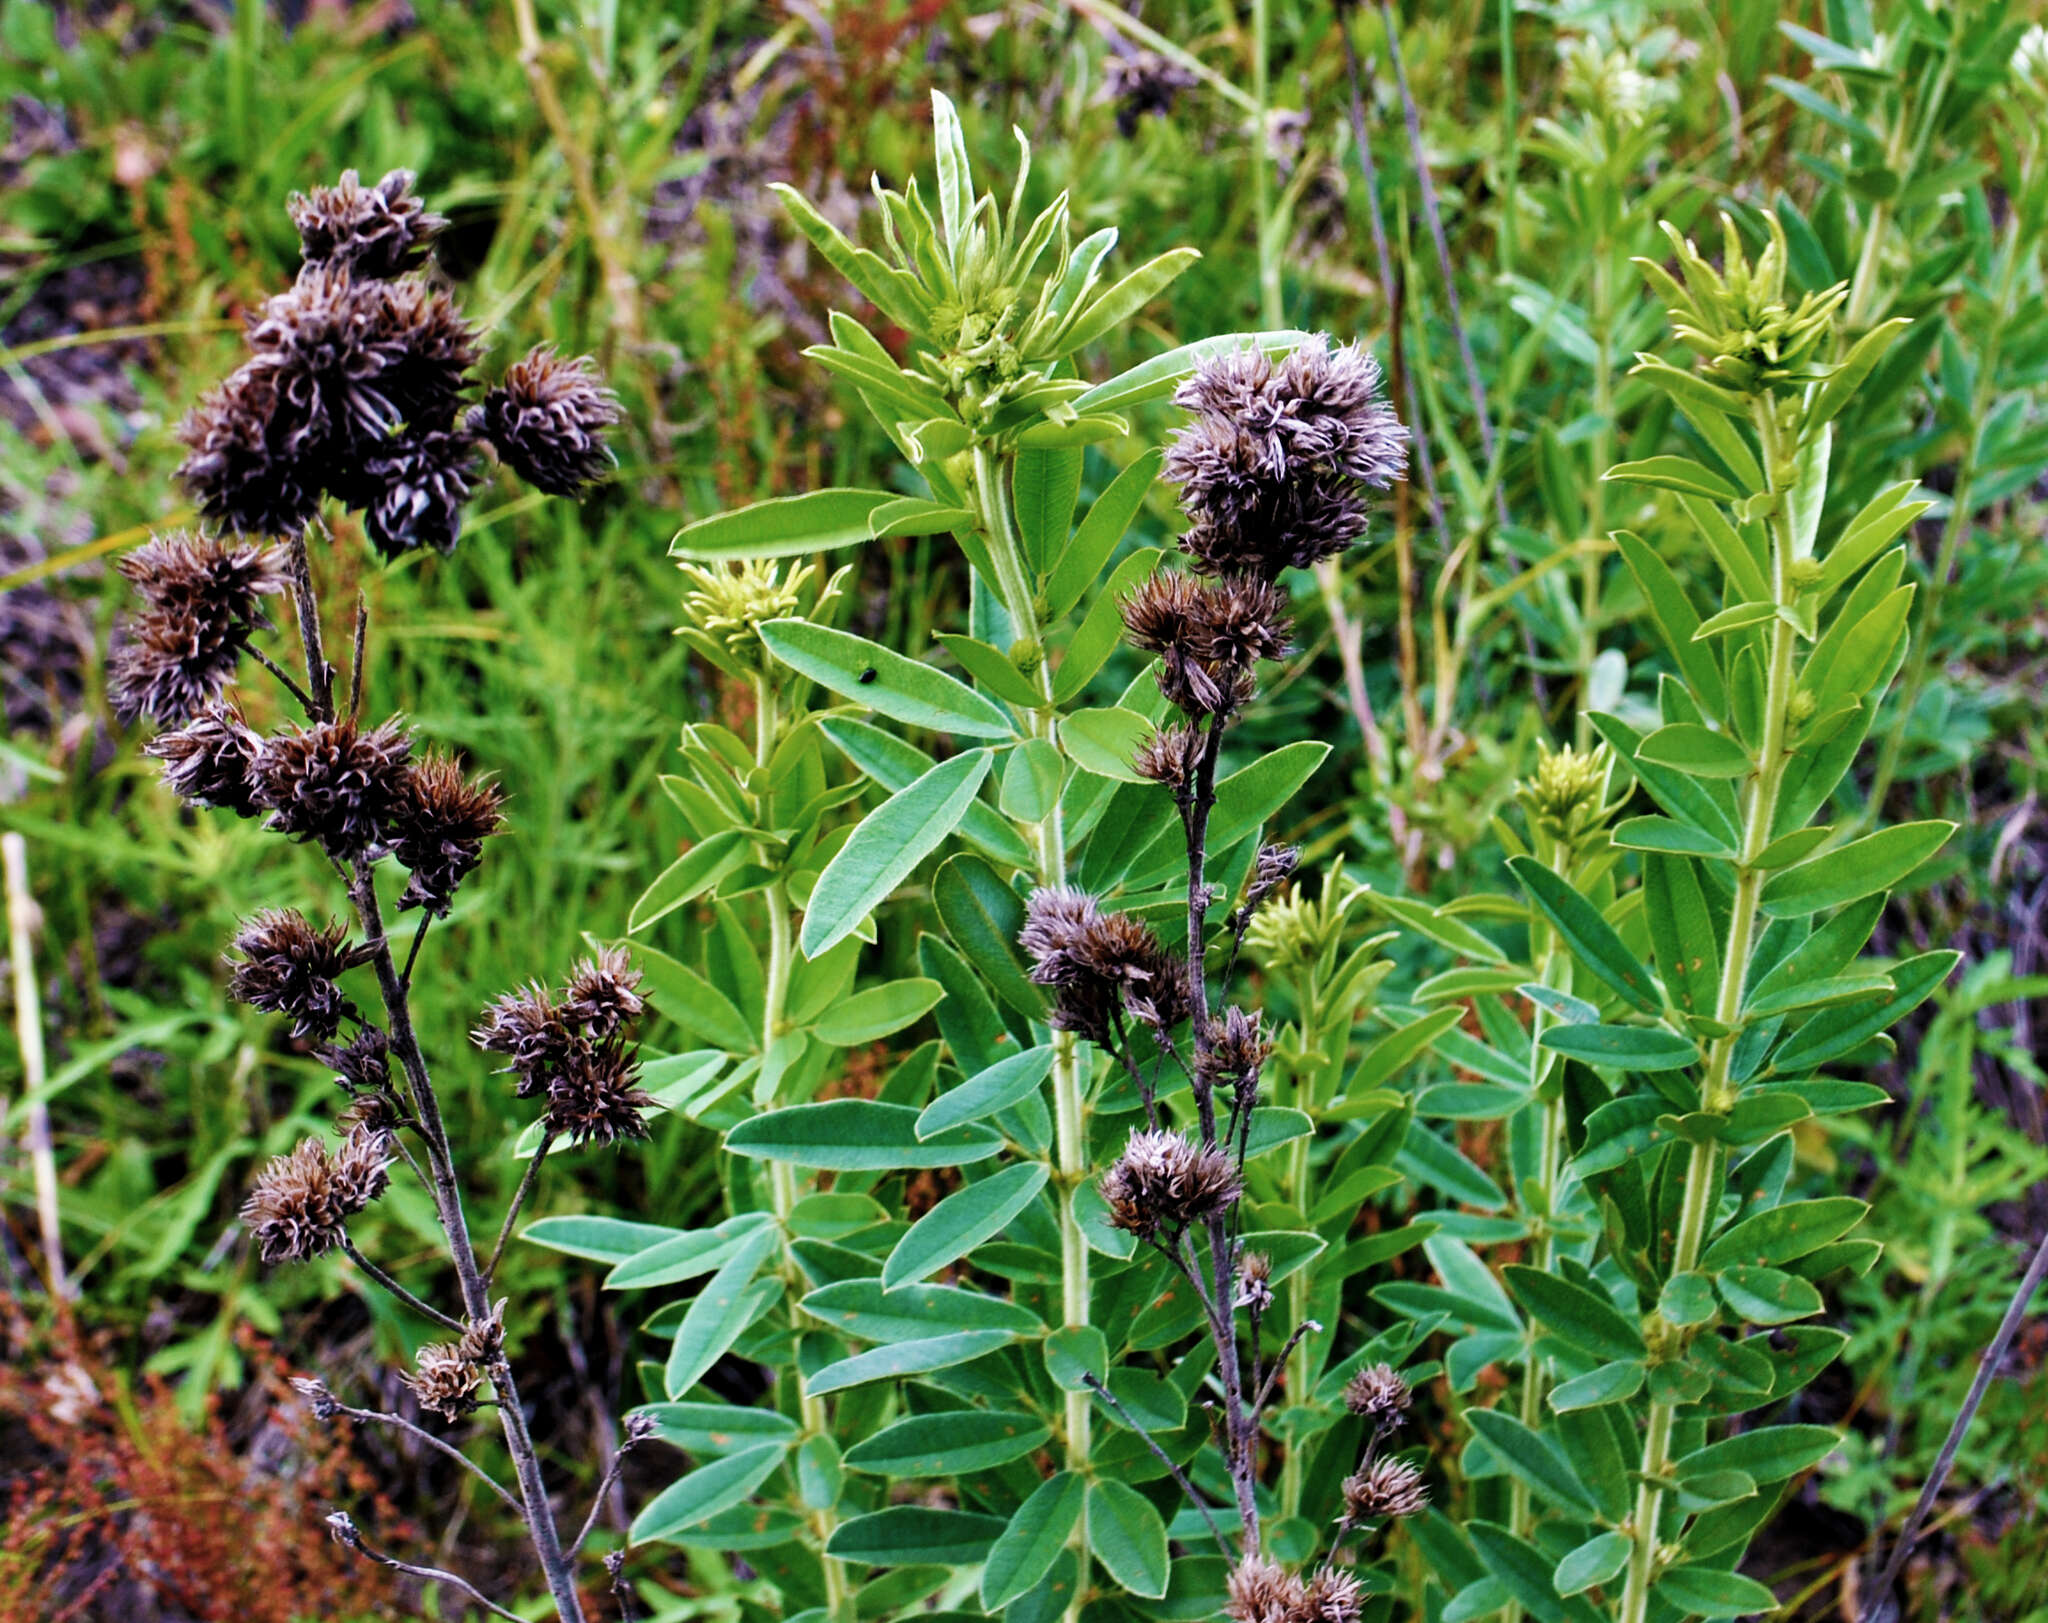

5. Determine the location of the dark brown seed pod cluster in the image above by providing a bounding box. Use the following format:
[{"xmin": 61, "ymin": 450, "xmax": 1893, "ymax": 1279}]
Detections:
[
  {"xmin": 172, "ymin": 169, "xmax": 616, "ymax": 558},
  {"xmin": 252, "ymin": 716, "xmax": 415, "ymax": 859},
  {"xmin": 107, "ymin": 533, "xmax": 289, "ymax": 723},
  {"xmin": 1166, "ymin": 337, "xmax": 1406, "ymax": 580},
  {"xmin": 1017, "ymin": 886, "xmax": 1187, "ymax": 1043},
  {"xmin": 145, "ymin": 702, "xmax": 265, "ymax": 813},
  {"xmin": 240, "ymin": 1128, "xmax": 392, "ymax": 1265},
  {"xmin": 1098, "ymin": 1126, "xmax": 1244, "ymax": 1240},
  {"xmin": 473, "ymin": 947, "xmax": 654, "ymax": 1146},
  {"xmin": 1337, "ymin": 1455, "xmax": 1430, "ymax": 1527},
  {"xmin": 226, "ymin": 909, "xmax": 356, "ymax": 1041},
  {"xmin": 1224, "ymin": 1558, "xmax": 1366, "ymax": 1623},
  {"xmin": 403, "ymin": 1303, "xmax": 504, "ymax": 1423},
  {"xmin": 384, "ymin": 751, "xmax": 506, "ymax": 917},
  {"xmin": 1119, "ymin": 571, "xmax": 1291, "ymax": 722}
]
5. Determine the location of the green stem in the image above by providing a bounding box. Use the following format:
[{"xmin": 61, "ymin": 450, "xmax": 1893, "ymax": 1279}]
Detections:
[
  {"xmin": 971, "ymin": 445, "xmax": 1092, "ymax": 1605},
  {"xmin": 1277, "ymin": 984, "xmax": 1323, "ymax": 1522},
  {"xmin": 1618, "ymin": 404, "xmax": 1804, "ymax": 1623},
  {"xmin": 752, "ymin": 671, "xmax": 849, "ymax": 1621},
  {"xmin": 1580, "ymin": 247, "xmax": 1615, "ymax": 748}
]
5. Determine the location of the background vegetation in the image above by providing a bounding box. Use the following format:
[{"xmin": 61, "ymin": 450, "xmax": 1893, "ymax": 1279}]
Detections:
[{"xmin": 1, "ymin": 0, "xmax": 2044, "ymax": 1618}]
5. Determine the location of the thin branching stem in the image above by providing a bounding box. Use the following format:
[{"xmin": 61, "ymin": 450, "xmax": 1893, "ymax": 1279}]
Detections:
[
  {"xmin": 1082, "ymin": 1372, "xmax": 1233, "ymax": 1554},
  {"xmin": 484, "ymin": 1130, "xmax": 556, "ymax": 1287},
  {"xmin": 340, "ymin": 1238, "xmax": 464, "ymax": 1332},
  {"xmin": 326, "ymin": 1399, "xmax": 524, "ymax": 1514},
  {"xmin": 248, "ymin": 644, "xmax": 320, "ymax": 717},
  {"xmin": 326, "ymin": 1513, "xmax": 525, "ymax": 1623}
]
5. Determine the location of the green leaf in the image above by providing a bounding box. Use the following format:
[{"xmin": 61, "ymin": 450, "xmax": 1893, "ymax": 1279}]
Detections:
[
  {"xmin": 630, "ymin": 1442, "xmax": 789, "ymax": 1544},
  {"xmin": 1652, "ymin": 1566, "xmax": 1781, "ymax": 1617},
  {"xmin": 1466, "ymin": 1409, "xmax": 1600, "ymax": 1519},
  {"xmin": 1346, "ymin": 1008, "xmax": 1468, "ymax": 1098},
  {"xmin": 1012, "ymin": 447, "xmax": 1085, "ymax": 574},
  {"xmin": 1053, "ymin": 547, "xmax": 1163, "ymax": 703},
  {"xmin": 1549, "ymin": 1361, "xmax": 1645, "ymax": 1412},
  {"xmin": 1502, "ymin": 1266, "xmax": 1646, "ymax": 1361},
  {"xmin": 804, "ymin": 1331, "xmax": 1018, "ymax": 1396},
  {"xmin": 1062, "ymin": 707, "xmax": 1153, "ymax": 782},
  {"xmin": 1087, "ymin": 1480, "xmax": 1171, "ymax": 1599},
  {"xmin": 673, "ymin": 487, "xmax": 956, "ymax": 560},
  {"xmin": 1701, "ymin": 1196, "xmax": 1868, "ymax": 1271},
  {"xmin": 520, "ymin": 1215, "xmax": 677, "ymax": 1265},
  {"xmin": 629, "ymin": 829, "xmax": 753, "ymax": 934},
  {"xmin": 933, "ymin": 853, "xmax": 1044, "ymax": 1020},
  {"xmin": 726, "ymin": 1099, "xmax": 1003, "ymax": 1170},
  {"xmin": 636, "ymin": 945, "xmax": 756, "ymax": 1051},
  {"xmin": 1467, "ymin": 1521, "xmax": 1574, "ymax": 1623},
  {"xmin": 1508, "ymin": 857, "xmax": 1659, "ymax": 1014},
  {"xmin": 1368, "ymin": 892, "xmax": 1510, "ymax": 964},
  {"xmin": 843, "ymin": 1410, "xmax": 1053, "ymax": 1476},
  {"xmin": 814, "ymin": 979, "xmax": 944, "ymax": 1046},
  {"xmin": 884, "ymin": 1162, "xmax": 1050, "ymax": 1288},
  {"xmin": 607, "ymin": 1213, "xmax": 778, "ymax": 1290},
  {"xmin": 820, "ymin": 718, "xmax": 1032, "ymax": 868},
  {"xmin": 1675, "ymin": 1423, "xmax": 1839, "ymax": 1485},
  {"xmin": 760, "ymin": 620, "xmax": 1012, "ymax": 739},
  {"xmin": 1070, "ymin": 330, "xmax": 1311, "ymax": 415},
  {"xmin": 1541, "ymin": 1024, "xmax": 1699, "ymax": 1071},
  {"xmin": 1207, "ymin": 742, "xmax": 1330, "ymax": 851},
  {"xmin": 829, "ymin": 1507, "xmax": 1009, "ymax": 1567},
  {"xmin": 1659, "ymin": 1272, "xmax": 1719, "ymax": 1328},
  {"xmin": 1001, "ymin": 739, "xmax": 1064, "ymax": 824},
  {"xmin": 1809, "ymin": 316, "xmax": 1913, "ymax": 428},
  {"xmin": 1047, "ymin": 449, "xmax": 1162, "ymax": 622},
  {"xmin": 919, "ymin": 1046, "xmax": 1056, "ymax": 1138},
  {"xmin": 1613, "ymin": 816, "xmax": 1735, "ymax": 859},
  {"xmin": 800, "ymin": 1278, "xmax": 1045, "ymax": 1342},
  {"xmin": 667, "ymin": 1225, "xmax": 780, "ymax": 1397},
  {"xmin": 1758, "ymin": 821, "xmax": 1954, "ymax": 916},
  {"xmin": 1638, "ymin": 723, "xmax": 1753, "ymax": 779},
  {"xmin": 634, "ymin": 1402, "xmax": 801, "ymax": 1457},
  {"xmin": 1553, "ymin": 1533, "xmax": 1631, "ymax": 1598},
  {"xmin": 802, "ymin": 750, "xmax": 995, "ymax": 956},
  {"xmin": 1056, "ymin": 248, "xmax": 1202, "ymax": 356},
  {"xmin": 1605, "ymin": 455, "xmax": 1741, "ymax": 501},
  {"xmin": 981, "ymin": 1474, "xmax": 1086, "ymax": 1609},
  {"xmin": 1715, "ymin": 1265, "xmax": 1824, "ymax": 1324},
  {"xmin": 1611, "ymin": 532, "xmax": 1727, "ymax": 720},
  {"xmin": 936, "ymin": 634, "xmax": 1044, "ymax": 709}
]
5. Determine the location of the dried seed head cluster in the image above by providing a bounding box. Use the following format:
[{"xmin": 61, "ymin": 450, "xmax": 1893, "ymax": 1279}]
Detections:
[
  {"xmin": 1201, "ymin": 1005, "xmax": 1271, "ymax": 1111},
  {"xmin": 1338, "ymin": 1455, "xmax": 1429, "ymax": 1526},
  {"xmin": 1165, "ymin": 336, "xmax": 1406, "ymax": 581},
  {"xmin": 1120, "ymin": 571, "xmax": 1291, "ymax": 721},
  {"xmin": 1234, "ymin": 1247, "xmax": 1274, "ymax": 1312},
  {"xmin": 174, "ymin": 169, "xmax": 616, "ymax": 554},
  {"xmin": 108, "ymin": 533, "xmax": 289, "ymax": 723},
  {"xmin": 404, "ymin": 1303, "xmax": 504, "ymax": 1423},
  {"xmin": 1342, "ymin": 1362, "xmax": 1413, "ymax": 1429},
  {"xmin": 240, "ymin": 1128, "xmax": 391, "ymax": 1264},
  {"xmin": 471, "ymin": 348, "xmax": 623, "ymax": 497},
  {"xmin": 1099, "ymin": 1127, "xmax": 1244, "ymax": 1240},
  {"xmin": 254, "ymin": 716, "xmax": 415, "ymax": 858},
  {"xmin": 226, "ymin": 909, "xmax": 355, "ymax": 1041},
  {"xmin": 144, "ymin": 702, "xmax": 265, "ymax": 814},
  {"xmin": 1104, "ymin": 50, "xmax": 1197, "ymax": 137},
  {"xmin": 474, "ymin": 948, "xmax": 654, "ymax": 1146},
  {"xmin": 384, "ymin": 752, "xmax": 506, "ymax": 917},
  {"xmin": 1225, "ymin": 1558, "xmax": 1365, "ymax": 1623},
  {"xmin": 1018, "ymin": 886, "xmax": 1187, "ymax": 1042},
  {"xmin": 290, "ymin": 168, "xmax": 447, "ymax": 280}
]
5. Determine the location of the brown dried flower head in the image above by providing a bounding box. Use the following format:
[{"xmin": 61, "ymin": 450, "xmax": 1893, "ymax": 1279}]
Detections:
[
  {"xmin": 1342, "ymin": 1362, "xmax": 1413, "ymax": 1428},
  {"xmin": 1120, "ymin": 571, "xmax": 1290, "ymax": 717},
  {"xmin": 240, "ymin": 1128, "xmax": 391, "ymax": 1265},
  {"xmin": 385, "ymin": 750, "xmax": 505, "ymax": 916},
  {"xmin": 322, "ymin": 1026, "xmax": 392, "ymax": 1094},
  {"xmin": 1166, "ymin": 337, "xmax": 1405, "ymax": 579},
  {"xmin": 1225, "ymin": 1556, "xmax": 1305, "ymax": 1623},
  {"xmin": 472, "ymin": 982, "xmax": 574, "ymax": 1096},
  {"xmin": 226, "ymin": 908, "xmax": 354, "ymax": 1040},
  {"xmin": 1019, "ymin": 887, "xmax": 1180, "ymax": 1042},
  {"xmin": 405, "ymin": 1340, "xmax": 484, "ymax": 1423},
  {"xmin": 144, "ymin": 702, "xmax": 264, "ymax": 813},
  {"xmin": 289, "ymin": 169, "xmax": 447, "ymax": 280},
  {"xmin": 1132, "ymin": 721, "xmax": 1201, "ymax": 789},
  {"xmin": 472, "ymin": 347, "xmax": 622, "ymax": 497},
  {"xmin": 1302, "ymin": 1567, "xmax": 1365, "ymax": 1623},
  {"xmin": 1203, "ymin": 1005, "xmax": 1272, "ymax": 1108},
  {"xmin": 252, "ymin": 715, "xmax": 414, "ymax": 858},
  {"xmin": 1338, "ymin": 1455, "xmax": 1429, "ymax": 1526},
  {"xmin": 108, "ymin": 533, "xmax": 290, "ymax": 724},
  {"xmin": 544, "ymin": 1033, "xmax": 656, "ymax": 1147},
  {"xmin": 347, "ymin": 425, "xmax": 481, "ymax": 559},
  {"xmin": 1099, "ymin": 1127, "xmax": 1244, "ymax": 1240},
  {"xmin": 560, "ymin": 945, "xmax": 646, "ymax": 1036},
  {"xmin": 175, "ymin": 366, "xmax": 322, "ymax": 538},
  {"xmin": 1235, "ymin": 1247, "xmax": 1274, "ymax": 1312}
]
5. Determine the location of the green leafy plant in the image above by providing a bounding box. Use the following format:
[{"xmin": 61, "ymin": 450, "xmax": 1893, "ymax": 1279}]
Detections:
[{"xmin": 1371, "ymin": 211, "xmax": 1957, "ymax": 1621}]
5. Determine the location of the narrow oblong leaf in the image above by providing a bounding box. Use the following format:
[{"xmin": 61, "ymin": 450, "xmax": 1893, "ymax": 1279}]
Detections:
[
  {"xmin": 726, "ymin": 1099, "xmax": 1003, "ymax": 1170},
  {"xmin": 804, "ymin": 1331, "xmax": 1017, "ymax": 1396},
  {"xmin": 981, "ymin": 1474, "xmax": 1085, "ymax": 1609},
  {"xmin": 1508, "ymin": 857, "xmax": 1660, "ymax": 1014},
  {"xmin": 883, "ymin": 1162, "xmax": 1050, "ymax": 1288},
  {"xmin": 1087, "ymin": 1479, "xmax": 1171, "ymax": 1599},
  {"xmin": 813, "ymin": 979, "xmax": 944, "ymax": 1046},
  {"xmin": 1465, "ymin": 1409, "xmax": 1599, "ymax": 1519},
  {"xmin": 630, "ymin": 1442, "xmax": 789, "ymax": 1545},
  {"xmin": 802, "ymin": 750, "xmax": 995, "ymax": 956},
  {"xmin": 759, "ymin": 620, "xmax": 1012, "ymax": 739},
  {"xmin": 829, "ymin": 1506, "xmax": 1008, "ymax": 1567},
  {"xmin": 918, "ymin": 1046, "xmax": 1056, "ymax": 1138},
  {"xmin": 673, "ymin": 487, "xmax": 937, "ymax": 560},
  {"xmin": 843, "ymin": 1410, "xmax": 1053, "ymax": 1476},
  {"xmin": 666, "ymin": 1225, "xmax": 780, "ymax": 1397},
  {"xmin": 1758, "ymin": 821, "xmax": 1954, "ymax": 916}
]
